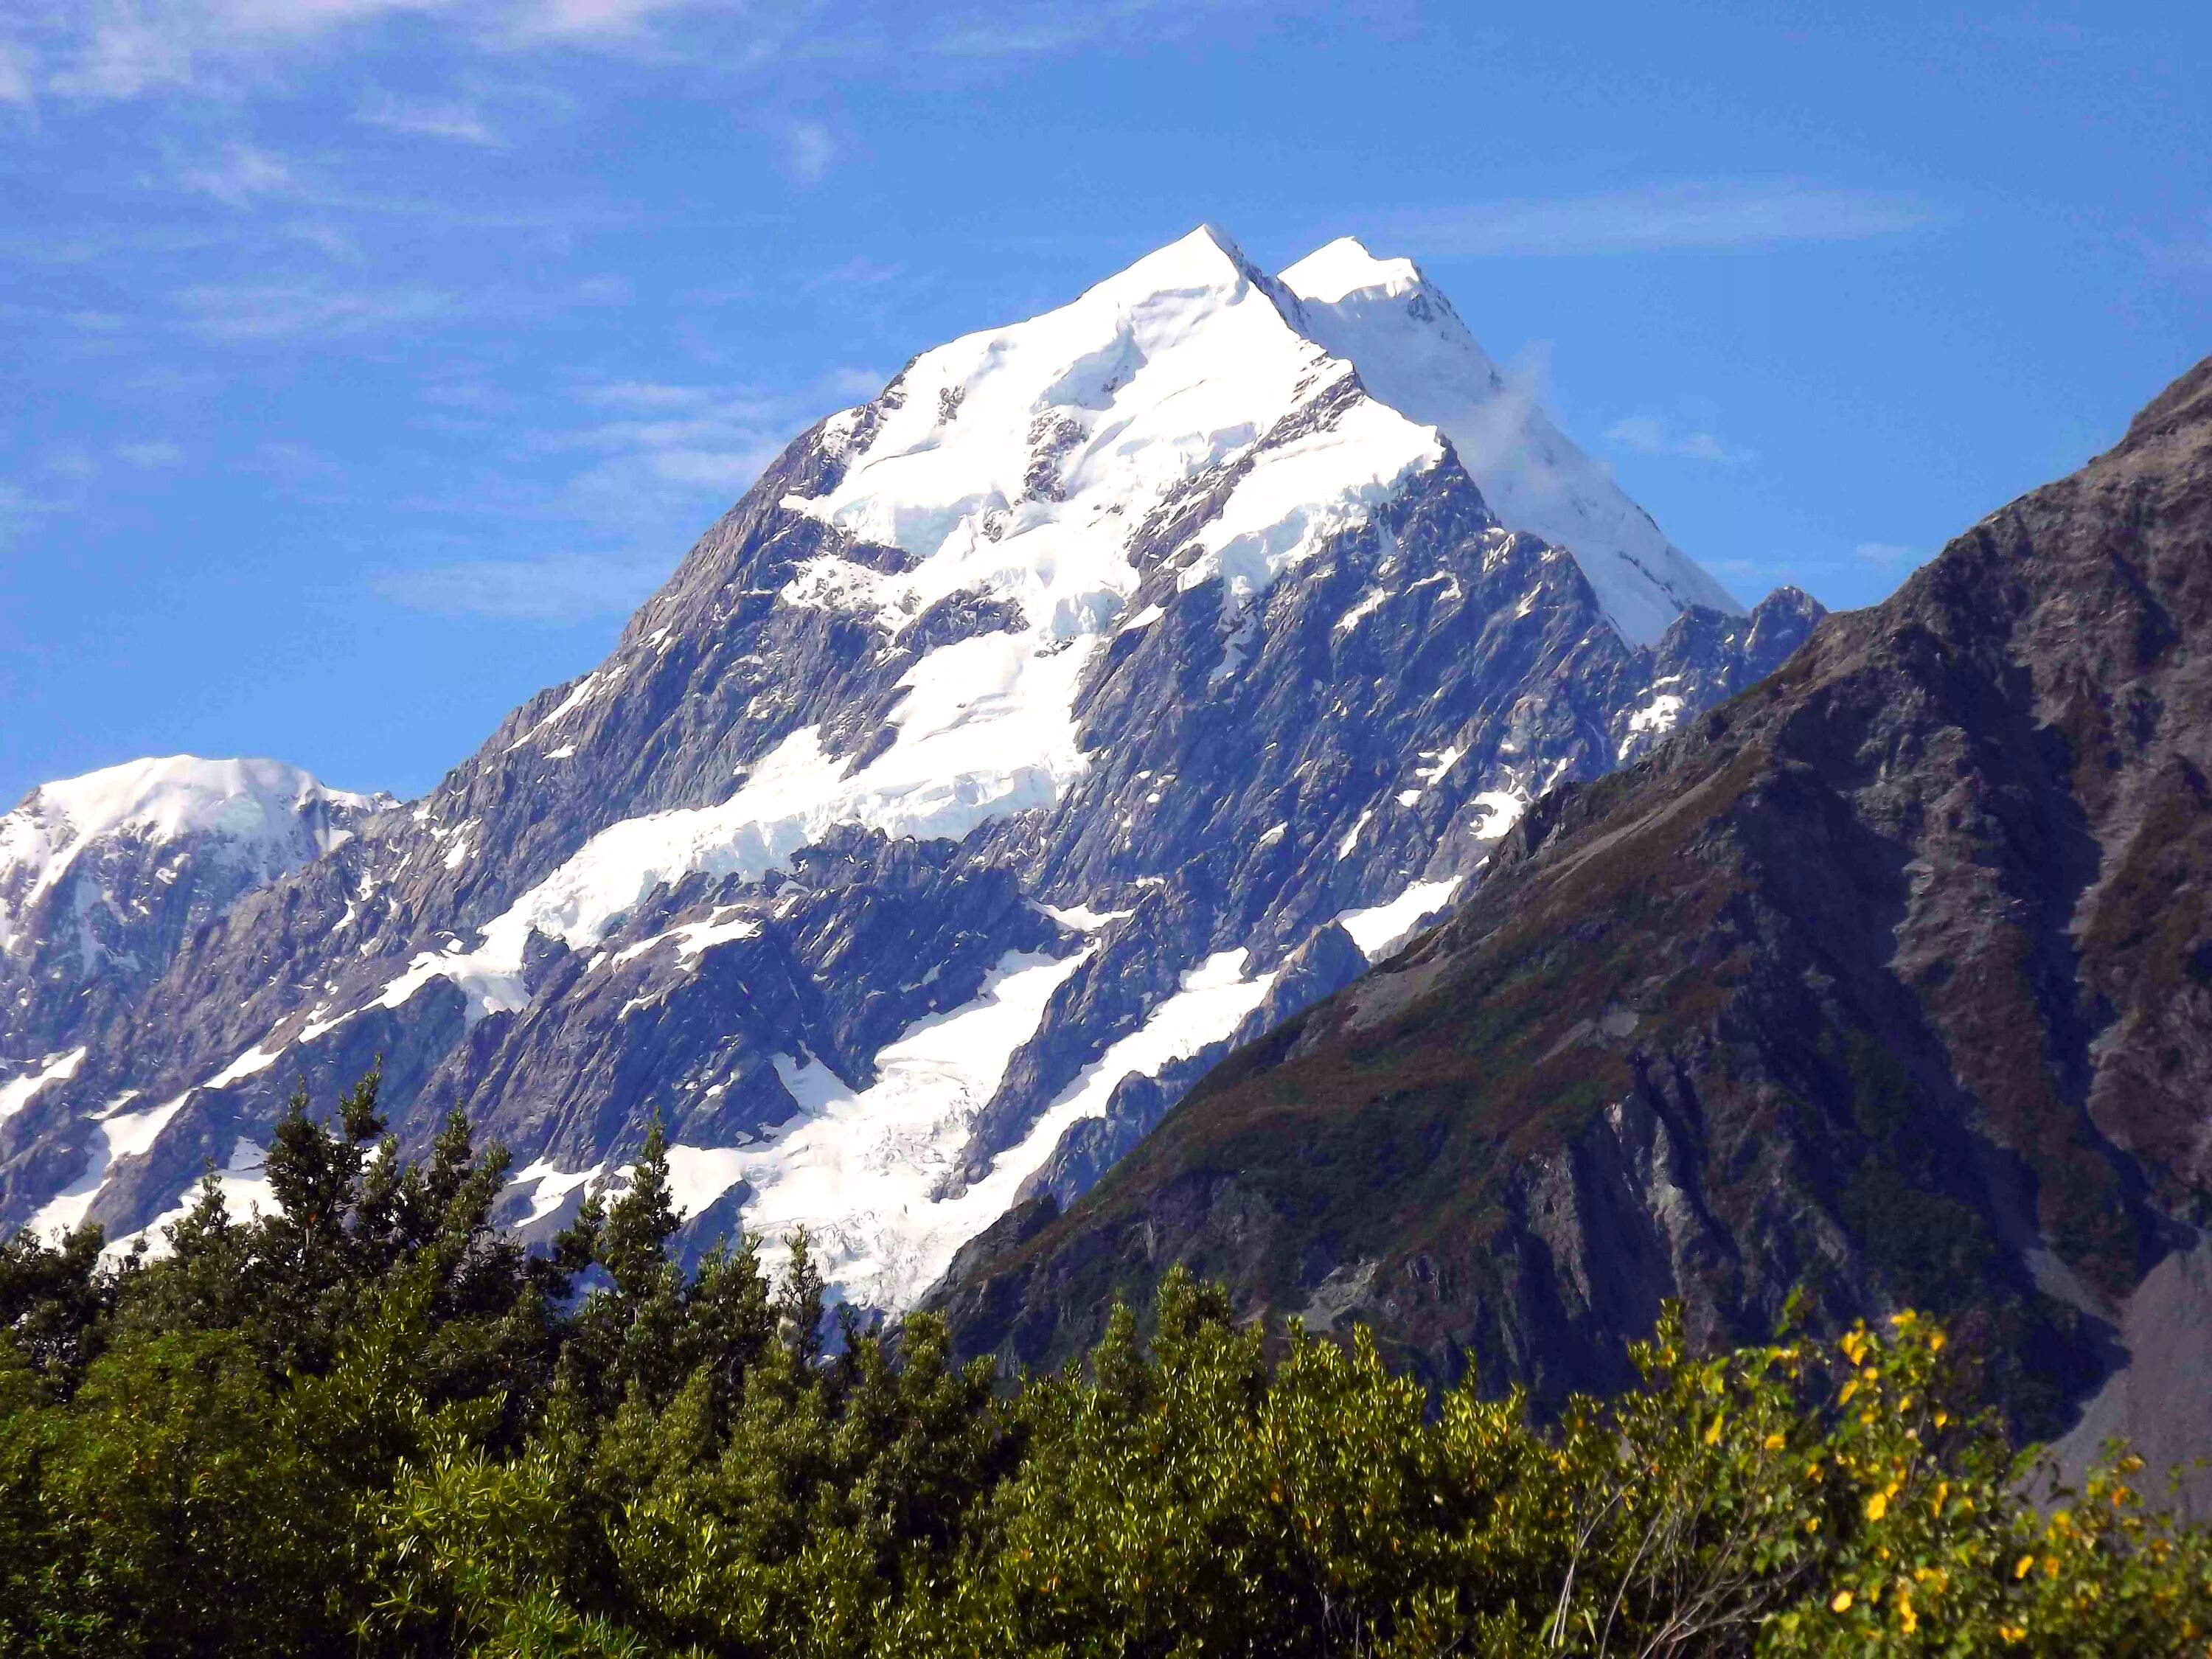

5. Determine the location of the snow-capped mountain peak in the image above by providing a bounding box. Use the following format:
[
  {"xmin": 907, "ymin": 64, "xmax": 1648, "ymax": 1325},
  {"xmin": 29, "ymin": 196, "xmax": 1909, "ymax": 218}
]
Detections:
[
  {"xmin": 0, "ymin": 228, "xmax": 1820, "ymax": 1316},
  {"xmin": 1274, "ymin": 234, "xmax": 1427, "ymax": 305},
  {"xmin": 1279, "ymin": 234, "xmax": 1742, "ymax": 646},
  {"xmin": 0, "ymin": 757, "xmax": 372, "ymax": 952},
  {"xmin": 0, "ymin": 757, "xmax": 386, "ymax": 1076}
]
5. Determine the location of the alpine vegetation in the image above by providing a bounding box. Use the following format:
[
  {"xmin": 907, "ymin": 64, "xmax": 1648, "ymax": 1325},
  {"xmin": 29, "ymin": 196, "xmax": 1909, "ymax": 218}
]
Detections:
[{"xmin": 3, "ymin": 1071, "xmax": 2206, "ymax": 1656}]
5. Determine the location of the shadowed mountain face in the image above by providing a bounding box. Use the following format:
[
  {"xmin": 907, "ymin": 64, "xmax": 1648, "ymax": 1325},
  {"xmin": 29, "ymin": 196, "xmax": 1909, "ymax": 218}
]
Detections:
[{"xmin": 931, "ymin": 359, "xmax": 2212, "ymax": 1456}]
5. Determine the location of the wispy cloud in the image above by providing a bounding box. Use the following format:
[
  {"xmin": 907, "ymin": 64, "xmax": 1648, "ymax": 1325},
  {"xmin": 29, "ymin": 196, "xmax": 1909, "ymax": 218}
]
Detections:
[
  {"xmin": 1606, "ymin": 414, "xmax": 1750, "ymax": 463},
  {"xmin": 0, "ymin": 481, "xmax": 41, "ymax": 546},
  {"xmin": 552, "ymin": 380, "xmax": 802, "ymax": 522},
  {"xmin": 178, "ymin": 279, "xmax": 458, "ymax": 340},
  {"xmin": 0, "ymin": 41, "xmax": 34, "ymax": 104},
  {"xmin": 116, "ymin": 439, "xmax": 184, "ymax": 466},
  {"xmin": 1854, "ymin": 541, "xmax": 1916, "ymax": 568},
  {"xmin": 358, "ymin": 90, "xmax": 501, "ymax": 144},
  {"xmin": 930, "ymin": 0, "xmax": 1239, "ymax": 57},
  {"xmin": 777, "ymin": 119, "xmax": 835, "ymax": 185},
  {"xmin": 372, "ymin": 551, "xmax": 669, "ymax": 622},
  {"xmin": 175, "ymin": 141, "xmax": 296, "ymax": 206},
  {"xmin": 17, "ymin": 0, "xmax": 795, "ymax": 103},
  {"xmin": 1389, "ymin": 182, "xmax": 1930, "ymax": 257},
  {"xmin": 811, "ymin": 255, "xmax": 900, "ymax": 289},
  {"xmin": 12, "ymin": 0, "xmax": 1263, "ymax": 113}
]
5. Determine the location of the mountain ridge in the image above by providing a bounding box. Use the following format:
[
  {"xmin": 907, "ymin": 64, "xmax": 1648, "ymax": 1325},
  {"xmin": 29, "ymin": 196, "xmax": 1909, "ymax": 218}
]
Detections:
[{"xmin": 927, "ymin": 354, "xmax": 2212, "ymax": 1466}]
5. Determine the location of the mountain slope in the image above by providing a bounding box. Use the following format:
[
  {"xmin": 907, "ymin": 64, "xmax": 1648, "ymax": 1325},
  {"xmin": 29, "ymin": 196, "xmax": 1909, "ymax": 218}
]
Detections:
[
  {"xmin": 0, "ymin": 228, "xmax": 1816, "ymax": 1312},
  {"xmin": 931, "ymin": 358, "xmax": 2212, "ymax": 1454}
]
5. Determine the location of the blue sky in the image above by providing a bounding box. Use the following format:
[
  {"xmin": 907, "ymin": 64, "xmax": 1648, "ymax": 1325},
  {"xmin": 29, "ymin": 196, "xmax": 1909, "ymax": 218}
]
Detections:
[{"xmin": 2, "ymin": 0, "xmax": 2205, "ymax": 806}]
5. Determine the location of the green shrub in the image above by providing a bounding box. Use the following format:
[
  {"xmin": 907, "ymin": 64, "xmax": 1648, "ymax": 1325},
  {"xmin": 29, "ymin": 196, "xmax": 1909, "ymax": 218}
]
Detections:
[{"xmin": 1, "ymin": 1069, "xmax": 2205, "ymax": 1655}]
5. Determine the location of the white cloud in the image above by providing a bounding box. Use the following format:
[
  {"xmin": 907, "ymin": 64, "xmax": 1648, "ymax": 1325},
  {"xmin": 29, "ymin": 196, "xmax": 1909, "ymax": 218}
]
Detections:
[
  {"xmin": 375, "ymin": 364, "xmax": 892, "ymax": 622},
  {"xmin": 116, "ymin": 439, "xmax": 184, "ymax": 465},
  {"xmin": 0, "ymin": 481, "xmax": 41, "ymax": 545},
  {"xmin": 372, "ymin": 550, "xmax": 669, "ymax": 621},
  {"xmin": 1388, "ymin": 182, "xmax": 1929, "ymax": 257},
  {"xmin": 0, "ymin": 42, "xmax": 34, "ymax": 104},
  {"xmin": 930, "ymin": 0, "xmax": 1239, "ymax": 57},
  {"xmin": 175, "ymin": 141, "xmax": 296, "ymax": 205},
  {"xmin": 1854, "ymin": 541, "xmax": 1916, "ymax": 568},
  {"xmin": 358, "ymin": 90, "xmax": 499, "ymax": 142},
  {"xmin": 778, "ymin": 119, "xmax": 834, "ymax": 185},
  {"xmin": 286, "ymin": 220, "xmax": 362, "ymax": 259},
  {"xmin": 178, "ymin": 278, "xmax": 456, "ymax": 339},
  {"xmin": 1605, "ymin": 414, "xmax": 1750, "ymax": 464},
  {"xmin": 811, "ymin": 255, "xmax": 900, "ymax": 288},
  {"xmin": 20, "ymin": 0, "xmax": 793, "ymax": 101}
]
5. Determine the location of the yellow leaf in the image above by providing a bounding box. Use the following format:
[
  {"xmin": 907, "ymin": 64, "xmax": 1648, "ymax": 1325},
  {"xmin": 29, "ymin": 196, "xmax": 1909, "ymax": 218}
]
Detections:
[
  {"xmin": 1704, "ymin": 1416, "xmax": 1724, "ymax": 1445},
  {"xmin": 1764, "ymin": 1433, "xmax": 1787, "ymax": 1451},
  {"xmin": 1832, "ymin": 1590, "xmax": 1854, "ymax": 1613},
  {"xmin": 1865, "ymin": 1492, "xmax": 1888, "ymax": 1521},
  {"xmin": 2015, "ymin": 1554, "xmax": 2036, "ymax": 1580}
]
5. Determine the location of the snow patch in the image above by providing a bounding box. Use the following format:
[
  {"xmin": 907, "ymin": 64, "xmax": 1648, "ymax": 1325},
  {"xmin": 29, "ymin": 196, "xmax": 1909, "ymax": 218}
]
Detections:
[
  {"xmin": 1338, "ymin": 876, "xmax": 1462, "ymax": 959},
  {"xmin": 205, "ymin": 1043, "xmax": 282, "ymax": 1090},
  {"xmin": 26, "ymin": 1090, "xmax": 191, "ymax": 1239},
  {"xmin": 0, "ymin": 1047, "xmax": 85, "ymax": 1124},
  {"xmin": 1620, "ymin": 692, "xmax": 1686, "ymax": 757},
  {"xmin": 506, "ymin": 1158, "xmax": 608, "ymax": 1229},
  {"xmin": 1467, "ymin": 789, "xmax": 1527, "ymax": 841},
  {"xmin": 706, "ymin": 947, "xmax": 1088, "ymax": 1309},
  {"xmin": 610, "ymin": 911, "xmax": 763, "ymax": 967},
  {"xmin": 105, "ymin": 1136, "xmax": 279, "ymax": 1261}
]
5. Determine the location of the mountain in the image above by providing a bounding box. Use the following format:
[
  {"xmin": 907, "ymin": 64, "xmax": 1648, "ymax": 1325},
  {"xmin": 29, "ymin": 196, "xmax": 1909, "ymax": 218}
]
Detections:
[
  {"xmin": 0, "ymin": 228, "xmax": 1817, "ymax": 1310},
  {"xmin": 0, "ymin": 757, "xmax": 381, "ymax": 1071},
  {"xmin": 930, "ymin": 358, "xmax": 2212, "ymax": 1472}
]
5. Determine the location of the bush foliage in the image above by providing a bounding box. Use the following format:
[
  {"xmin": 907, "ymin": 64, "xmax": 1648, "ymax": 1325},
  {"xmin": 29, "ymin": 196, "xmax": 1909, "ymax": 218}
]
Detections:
[{"xmin": 2, "ymin": 1070, "xmax": 2206, "ymax": 1655}]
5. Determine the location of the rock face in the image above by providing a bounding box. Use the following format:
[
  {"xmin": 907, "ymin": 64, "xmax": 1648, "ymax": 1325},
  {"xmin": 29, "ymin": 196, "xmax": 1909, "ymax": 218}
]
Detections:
[
  {"xmin": 0, "ymin": 228, "xmax": 1816, "ymax": 1310},
  {"xmin": 930, "ymin": 358, "xmax": 2212, "ymax": 1454}
]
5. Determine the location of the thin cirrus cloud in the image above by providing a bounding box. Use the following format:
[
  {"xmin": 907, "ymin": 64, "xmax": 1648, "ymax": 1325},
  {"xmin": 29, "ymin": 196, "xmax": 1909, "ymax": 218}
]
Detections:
[
  {"xmin": 357, "ymin": 91, "xmax": 501, "ymax": 143},
  {"xmin": 173, "ymin": 141, "xmax": 297, "ymax": 206},
  {"xmin": 1390, "ymin": 181, "xmax": 1930, "ymax": 257},
  {"xmin": 115, "ymin": 440, "xmax": 185, "ymax": 466},
  {"xmin": 177, "ymin": 279, "xmax": 459, "ymax": 341},
  {"xmin": 372, "ymin": 552, "xmax": 675, "ymax": 623},
  {"xmin": 1605, "ymin": 414, "xmax": 1750, "ymax": 464},
  {"xmin": 8, "ymin": 0, "xmax": 1251, "ymax": 108},
  {"xmin": 1854, "ymin": 541, "xmax": 1916, "ymax": 568},
  {"xmin": 375, "ymin": 369, "xmax": 886, "ymax": 622},
  {"xmin": 777, "ymin": 119, "xmax": 836, "ymax": 185}
]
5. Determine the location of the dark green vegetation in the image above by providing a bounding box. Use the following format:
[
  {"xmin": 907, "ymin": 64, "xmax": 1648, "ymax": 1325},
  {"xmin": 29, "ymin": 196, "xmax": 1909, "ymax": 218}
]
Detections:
[
  {"xmin": 933, "ymin": 358, "xmax": 2212, "ymax": 1472},
  {"xmin": 4, "ymin": 1071, "xmax": 2211, "ymax": 1655}
]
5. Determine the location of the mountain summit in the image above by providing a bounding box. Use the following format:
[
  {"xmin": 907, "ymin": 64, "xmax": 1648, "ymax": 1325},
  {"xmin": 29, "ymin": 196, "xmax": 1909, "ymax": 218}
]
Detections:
[
  {"xmin": 1280, "ymin": 235, "xmax": 1742, "ymax": 644},
  {"xmin": 0, "ymin": 229, "xmax": 1815, "ymax": 1311}
]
